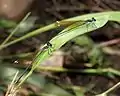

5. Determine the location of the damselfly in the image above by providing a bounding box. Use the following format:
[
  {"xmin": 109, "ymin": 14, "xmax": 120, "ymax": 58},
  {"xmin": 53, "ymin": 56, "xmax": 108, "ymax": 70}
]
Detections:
[
  {"xmin": 56, "ymin": 17, "xmax": 97, "ymax": 34},
  {"xmin": 15, "ymin": 42, "xmax": 54, "ymax": 83}
]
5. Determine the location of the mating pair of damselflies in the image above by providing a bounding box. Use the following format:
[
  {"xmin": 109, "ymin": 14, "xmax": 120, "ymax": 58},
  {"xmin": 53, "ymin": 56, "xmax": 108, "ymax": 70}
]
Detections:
[{"xmin": 15, "ymin": 17, "xmax": 97, "ymax": 83}]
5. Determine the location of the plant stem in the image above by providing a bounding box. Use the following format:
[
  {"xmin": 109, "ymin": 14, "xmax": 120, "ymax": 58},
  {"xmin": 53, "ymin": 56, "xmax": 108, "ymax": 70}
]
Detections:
[
  {"xmin": 0, "ymin": 52, "xmax": 33, "ymax": 59},
  {"xmin": 103, "ymin": 82, "xmax": 120, "ymax": 94},
  {"xmin": 0, "ymin": 12, "xmax": 31, "ymax": 46},
  {"xmin": 15, "ymin": 70, "xmax": 33, "ymax": 90},
  {"xmin": 36, "ymin": 66, "xmax": 120, "ymax": 76},
  {"xmin": 96, "ymin": 82, "xmax": 120, "ymax": 96},
  {"xmin": 0, "ymin": 23, "xmax": 56, "ymax": 50},
  {"xmin": 5, "ymin": 71, "xmax": 19, "ymax": 96}
]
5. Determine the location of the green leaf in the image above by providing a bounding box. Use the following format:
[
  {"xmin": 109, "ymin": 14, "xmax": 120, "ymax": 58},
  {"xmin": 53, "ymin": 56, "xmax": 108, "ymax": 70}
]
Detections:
[{"xmin": 32, "ymin": 14, "xmax": 109, "ymax": 70}]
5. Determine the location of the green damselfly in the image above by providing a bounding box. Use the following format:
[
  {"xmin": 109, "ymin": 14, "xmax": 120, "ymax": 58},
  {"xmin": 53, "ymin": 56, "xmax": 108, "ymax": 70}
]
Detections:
[
  {"xmin": 56, "ymin": 17, "xmax": 97, "ymax": 34},
  {"xmin": 15, "ymin": 41, "xmax": 54, "ymax": 84}
]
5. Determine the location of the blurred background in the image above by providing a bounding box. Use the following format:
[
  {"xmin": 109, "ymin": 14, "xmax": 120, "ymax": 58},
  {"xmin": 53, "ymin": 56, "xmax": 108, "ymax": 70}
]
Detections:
[{"xmin": 0, "ymin": 0, "xmax": 120, "ymax": 96}]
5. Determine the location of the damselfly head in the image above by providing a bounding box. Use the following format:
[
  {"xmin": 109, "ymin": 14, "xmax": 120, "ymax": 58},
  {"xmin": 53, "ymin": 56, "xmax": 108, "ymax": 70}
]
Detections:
[
  {"xmin": 92, "ymin": 17, "xmax": 96, "ymax": 21},
  {"xmin": 47, "ymin": 42, "xmax": 52, "ymax": 47}
]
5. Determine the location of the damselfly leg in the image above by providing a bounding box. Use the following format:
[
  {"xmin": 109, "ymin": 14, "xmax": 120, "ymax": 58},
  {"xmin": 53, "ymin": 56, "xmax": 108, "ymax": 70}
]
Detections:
[{"xmin": 46, "ymin": 42, "xmax": 54, "ymax": 55}]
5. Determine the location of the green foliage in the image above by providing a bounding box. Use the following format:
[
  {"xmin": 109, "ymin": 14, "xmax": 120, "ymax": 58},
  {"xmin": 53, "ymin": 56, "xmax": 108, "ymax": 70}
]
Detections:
[
  {"xmin": 88, "ymin": 46, "xmax": 104, "ymax": 66},
  {"xmin": 1, "ymin": 11, "xmax": 120, "ymax": 95},
  {"xmin": 16, "ymin": 11, "xmax": 120, "ymax": 88},
  {"xmin": 0, "ymin": 19, "xmax": 16, "ymax": 28},
  {"xmin": 72, "ymin": 35, "xmax": 94, "ymax": 47}
]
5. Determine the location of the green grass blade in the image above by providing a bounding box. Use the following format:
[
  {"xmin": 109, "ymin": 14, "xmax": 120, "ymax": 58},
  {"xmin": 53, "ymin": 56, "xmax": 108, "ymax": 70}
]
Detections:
[{"xmin": 0, "ymin": 12, "xmax": 31, "ymax": 46}]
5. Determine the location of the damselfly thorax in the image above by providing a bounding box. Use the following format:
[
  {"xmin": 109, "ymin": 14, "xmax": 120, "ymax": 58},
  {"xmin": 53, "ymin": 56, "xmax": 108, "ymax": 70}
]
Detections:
[{"xmin": 40, "ymin": 41, "xmax": 54, "ymax": 55}]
